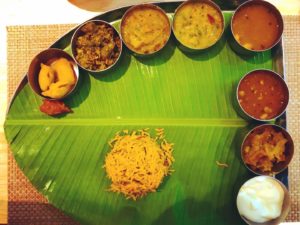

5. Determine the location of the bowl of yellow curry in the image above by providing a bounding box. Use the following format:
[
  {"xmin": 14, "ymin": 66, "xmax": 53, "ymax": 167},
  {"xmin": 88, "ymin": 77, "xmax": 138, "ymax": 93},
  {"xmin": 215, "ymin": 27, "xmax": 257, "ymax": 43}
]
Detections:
[
  {"xmin": 120, "ymin": 4, "xmax": 171, "ymax": 56},
  {"xmin": 28, "ymin": 48, "xmax": 79, "ymax": 100},
  {"xmin": 172, "ymin": 0, "xmax": 224, "ymax": 52}
]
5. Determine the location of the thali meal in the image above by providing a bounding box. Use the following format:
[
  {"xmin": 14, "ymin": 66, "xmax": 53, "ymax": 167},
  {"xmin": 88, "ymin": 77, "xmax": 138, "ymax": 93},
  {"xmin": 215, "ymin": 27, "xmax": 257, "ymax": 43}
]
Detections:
[
  {"xmin": 173, "ymin": 0, "xmax": 224, "ymax": 50},
  {"xmin": 237, "ymin": 176, "xmax": 285, "ymax": 223},
  {"xmin": 237, "ymin": 70, "xmax": 289, "ymax": 120},
  {"xmin": 120, "ymin": 4, "xmax": 171, "ymax": 55},
  {"xmin": 21, "ymin": 1, "xmax": 292, "ymax": 223},
  {"xmin": 39, "ymin": 58, "xmax": 77, "ymax": 99},
  {"xmin": 232, "ymin": 0, "xmax": 283, "ymax": 51},
  {"xmin": 242, "ymin": 125, "xmax": 288, "ymax": 174},
  {"xmin": 72, "ymin": 20, "xmax": 122, "ymax": 71},
  {"xmin": 104, "ymin": 128, "xmax": 174, "ymax": 200}
]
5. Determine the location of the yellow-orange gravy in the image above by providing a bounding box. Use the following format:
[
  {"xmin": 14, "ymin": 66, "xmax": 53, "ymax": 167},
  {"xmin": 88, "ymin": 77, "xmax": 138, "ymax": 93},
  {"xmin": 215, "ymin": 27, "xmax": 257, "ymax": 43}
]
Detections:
[
  {"xmin": 232, "ymin": 4, "xmax": 281, "ymax": 51},
  {"xmin": 238, "ymin": 71, "xmax": 288, "ymax": 120},
  {"xmin": 121, "ymin": 5, "xmax": 170, "ymax": 54}
]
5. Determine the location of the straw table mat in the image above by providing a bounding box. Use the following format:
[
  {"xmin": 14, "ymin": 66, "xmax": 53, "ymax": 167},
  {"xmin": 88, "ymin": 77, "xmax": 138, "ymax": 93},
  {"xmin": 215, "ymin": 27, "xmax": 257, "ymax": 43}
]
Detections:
[{"xmin": 6, "ymin": 16, "xmax": 300, "ymax": 224}]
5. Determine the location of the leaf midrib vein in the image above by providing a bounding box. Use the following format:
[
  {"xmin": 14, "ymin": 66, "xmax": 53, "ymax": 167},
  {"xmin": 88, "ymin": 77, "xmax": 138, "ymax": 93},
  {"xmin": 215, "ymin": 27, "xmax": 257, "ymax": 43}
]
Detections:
[{"xmin": 5, "ymin": 118, "xmax": 248, "ymax": 127}]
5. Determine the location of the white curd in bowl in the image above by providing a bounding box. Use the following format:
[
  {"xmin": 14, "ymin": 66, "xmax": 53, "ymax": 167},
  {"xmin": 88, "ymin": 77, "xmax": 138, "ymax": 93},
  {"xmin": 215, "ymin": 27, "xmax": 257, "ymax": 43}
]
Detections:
[{"xmin": 237, "ymin": 176, "xmax": 284, "ymax": 223}]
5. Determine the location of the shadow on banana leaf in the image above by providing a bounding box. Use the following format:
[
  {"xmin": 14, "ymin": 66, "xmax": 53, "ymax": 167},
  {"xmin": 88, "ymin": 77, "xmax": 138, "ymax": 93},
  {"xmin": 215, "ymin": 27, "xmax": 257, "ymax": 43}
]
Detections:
[
  {"xmin": 65, "ymin": 68, "xmax": 91, "ymax": 109},
  {"xmin": 151, "ymin": 191, "xmax": 247, "ymax": 225},
  {"xmin": 91, "ymin": 50, "xmax": 132, "ymax": 82},
  {"xmin": 235, "ymin": 49, "xmax": 273, "ymax": 65},
  {"xmin": 219, "ymin": 184, "xmax": 249, "ymax": 225},
  {"xmin": 151, "ymin": 161, "xmax": 251, "ymax": 225},
  {"xmin": 135, "ymin": 38, "xmax": 176, "ymax": 66}
]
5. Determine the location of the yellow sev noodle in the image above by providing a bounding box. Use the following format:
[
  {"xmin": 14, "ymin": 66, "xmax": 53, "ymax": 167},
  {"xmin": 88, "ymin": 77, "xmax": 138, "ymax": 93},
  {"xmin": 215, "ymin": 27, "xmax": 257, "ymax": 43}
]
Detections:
[{"xmin": 104, "ymin": 128, "xmax": 174, "ymax": 200}]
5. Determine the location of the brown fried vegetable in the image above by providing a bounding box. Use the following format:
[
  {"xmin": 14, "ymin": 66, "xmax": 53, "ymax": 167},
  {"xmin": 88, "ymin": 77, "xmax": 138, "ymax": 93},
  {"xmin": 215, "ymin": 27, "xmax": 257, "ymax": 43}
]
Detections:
[
  {"xmin": 40, "ymin": 99, "xmax": 72, "ymax": 116},
  {"xmin": 74, "ymin": 22, "xmax": 121, "ymax": 71},
  {"xmin": 243, "ymin": 126, "xmax": 287, "ymax": 172}
]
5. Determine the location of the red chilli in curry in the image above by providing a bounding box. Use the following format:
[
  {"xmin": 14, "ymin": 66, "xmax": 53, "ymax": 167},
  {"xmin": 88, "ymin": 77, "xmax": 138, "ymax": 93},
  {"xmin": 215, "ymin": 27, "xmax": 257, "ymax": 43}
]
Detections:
[{"xmin": 237, "ymin": 70, "xmax": 288, "ymax": 120}]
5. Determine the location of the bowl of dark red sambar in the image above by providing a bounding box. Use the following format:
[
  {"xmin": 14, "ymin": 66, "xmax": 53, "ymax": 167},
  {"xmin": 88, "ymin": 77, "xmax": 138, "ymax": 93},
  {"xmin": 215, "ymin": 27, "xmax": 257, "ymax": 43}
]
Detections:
[
  {"xmin": 231, "ymin": 0, "xmax": 283, "ymax": 53},
  {"xmin": 236, "ymin": 69, "xmax": 289, "ymax": 121}
]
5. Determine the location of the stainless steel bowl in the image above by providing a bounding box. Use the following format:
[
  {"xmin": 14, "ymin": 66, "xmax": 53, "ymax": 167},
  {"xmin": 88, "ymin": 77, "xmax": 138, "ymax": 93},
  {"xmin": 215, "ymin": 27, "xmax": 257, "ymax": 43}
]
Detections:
[
  {"xmin": 71, "ymin": 20, "xmax": 122, "ymax": 73},
  {"xmin": 237, "ymin": 176, "xmax": 291, "ymax": 225},
  {"xmin": 229, "ymin": 0, "xmax": 284, "ymax": 55},
  {"xmin": 120, "ymin": 3, "xmax": 171, "ymax": 57},
  {"xmin": 236, "ymin": 69, "xmax": 289, "ymax": 122},
  {"xmin": 172, "ymin": 0, "xmax": 225, "ymax": 53},
  {"xmin": 241, "ymin": 124, "xmax": 294, "ymax": 176},
  {"xmin": 27, "ymin": 48, "xmax": 79, "ymax": 100}
]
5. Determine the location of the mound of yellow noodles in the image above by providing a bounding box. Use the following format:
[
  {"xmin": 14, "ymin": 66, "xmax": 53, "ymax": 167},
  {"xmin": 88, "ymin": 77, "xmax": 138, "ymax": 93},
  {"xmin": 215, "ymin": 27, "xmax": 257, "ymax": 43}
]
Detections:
[{"xmin": 104, "ymin": 128, "xmax": 174, "ymax": 200}]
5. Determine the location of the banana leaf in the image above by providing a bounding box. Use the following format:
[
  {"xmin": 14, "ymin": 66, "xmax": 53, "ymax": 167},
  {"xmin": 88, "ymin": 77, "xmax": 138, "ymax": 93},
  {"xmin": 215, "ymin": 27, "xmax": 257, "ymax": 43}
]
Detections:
[{"xmin": 4, "ymin": 4, "xmax": 278, "ymax": 225}]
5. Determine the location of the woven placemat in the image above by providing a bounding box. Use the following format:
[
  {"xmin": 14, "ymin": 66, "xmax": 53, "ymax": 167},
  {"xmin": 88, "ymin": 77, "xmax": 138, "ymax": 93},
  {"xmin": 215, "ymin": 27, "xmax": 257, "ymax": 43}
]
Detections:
[
  {"xmin": 7, "ymin": 24, "xmax": 79, "ymax": 225},
  {"xmin": 6, "ymin": 17, "xmax": 300, "ymax": 223},
  {"xmin": 283, "ymin": 16, "xmax": 300, "ymax": 221}
]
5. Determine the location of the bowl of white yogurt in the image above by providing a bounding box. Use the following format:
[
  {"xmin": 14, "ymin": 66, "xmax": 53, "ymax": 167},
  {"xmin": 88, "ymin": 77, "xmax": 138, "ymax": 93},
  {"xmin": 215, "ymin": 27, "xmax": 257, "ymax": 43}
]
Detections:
[{"xmin": 236, "ymin": 176, "xmax": 290, "ymax": 225}]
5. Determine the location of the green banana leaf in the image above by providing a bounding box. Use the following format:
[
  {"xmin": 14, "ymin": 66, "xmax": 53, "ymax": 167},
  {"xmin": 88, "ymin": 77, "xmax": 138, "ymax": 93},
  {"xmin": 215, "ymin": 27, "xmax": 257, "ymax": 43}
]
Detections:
[{"xmin": 5, "ymin": 6, "xmax": 277, "ymax": 225}]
